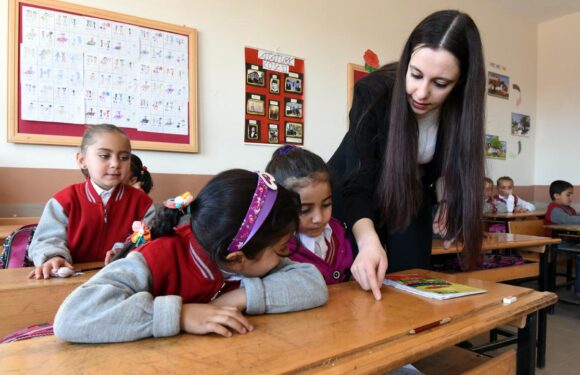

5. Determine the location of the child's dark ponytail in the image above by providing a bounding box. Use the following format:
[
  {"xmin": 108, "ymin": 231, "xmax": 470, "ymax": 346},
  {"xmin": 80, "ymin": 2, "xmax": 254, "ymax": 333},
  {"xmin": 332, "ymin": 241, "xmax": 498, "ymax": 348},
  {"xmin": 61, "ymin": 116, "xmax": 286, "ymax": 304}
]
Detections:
[{"xmin": 130, "ymin": 154, "xmax": 154, "ymax": 194}]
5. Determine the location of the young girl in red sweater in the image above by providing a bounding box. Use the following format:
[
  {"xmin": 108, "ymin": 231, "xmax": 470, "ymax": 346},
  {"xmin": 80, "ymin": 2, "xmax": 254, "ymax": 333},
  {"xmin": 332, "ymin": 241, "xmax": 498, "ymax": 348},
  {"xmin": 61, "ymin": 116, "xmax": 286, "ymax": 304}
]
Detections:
[{"xmin": 28, "ymin": 124, "xmax": 155, "ymax": 279}]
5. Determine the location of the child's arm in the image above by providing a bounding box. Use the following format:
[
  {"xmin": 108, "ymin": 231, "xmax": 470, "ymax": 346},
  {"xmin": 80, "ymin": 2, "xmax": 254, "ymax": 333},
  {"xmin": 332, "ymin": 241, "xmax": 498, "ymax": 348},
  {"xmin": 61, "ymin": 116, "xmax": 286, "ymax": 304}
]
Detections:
[
  {"xmin": 240, "ymin": 259, "xmax": 328, "ymax": 315},
  {"xmin": 27, "ymin": 198, "xmax": 75, "ymax": 279},
  {"xmin": 516, "ymin": 197, "xmax": 535, "ymax": 212},
  {"xmin": 550, "ymin": 207, "xmax": 580, "ymax": 225},
  {"xmin": 142, "ymin": 203, "xmax": 156, "ymax": 225}
]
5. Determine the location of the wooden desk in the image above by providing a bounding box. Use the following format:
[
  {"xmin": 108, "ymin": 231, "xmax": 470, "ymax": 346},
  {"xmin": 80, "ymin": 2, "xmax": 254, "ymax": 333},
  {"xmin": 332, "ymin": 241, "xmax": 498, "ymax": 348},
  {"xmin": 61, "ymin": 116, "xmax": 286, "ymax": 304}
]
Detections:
[
  {"xmin": 0, "ymin": 270, "xmax": 556, "ymax": 375},
  {"xmin": 0, "ymin": 263, "xmax": 103, "ymax": 337},
  {"xmin": 484, "ymin": 212, "xmax": 545, "ymax": 233},
  {"xmin": 0, "ymin": 217, "xmax": 40, "ymax": 226},
  {"xmin": 543, "ymin": 224, "xmax": 580, "ymax": 306},
  {"xmin": 432, "ymin": 233, "xmax": 561, "ymax": 368}
]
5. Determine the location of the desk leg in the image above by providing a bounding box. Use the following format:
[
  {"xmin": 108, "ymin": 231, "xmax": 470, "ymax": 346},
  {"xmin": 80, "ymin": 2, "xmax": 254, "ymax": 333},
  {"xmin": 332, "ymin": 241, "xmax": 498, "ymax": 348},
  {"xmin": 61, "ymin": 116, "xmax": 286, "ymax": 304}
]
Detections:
[
  {"xmin": 537, "ymin": 308, "xmax": 547, "ymax": 369},
  {"xmin": 517, "ymin": 312, "xmax": 537, "ymax": 375},
  {"xmin": 549, "ymin": 245, "xmax": 558, "ymax": 314}
]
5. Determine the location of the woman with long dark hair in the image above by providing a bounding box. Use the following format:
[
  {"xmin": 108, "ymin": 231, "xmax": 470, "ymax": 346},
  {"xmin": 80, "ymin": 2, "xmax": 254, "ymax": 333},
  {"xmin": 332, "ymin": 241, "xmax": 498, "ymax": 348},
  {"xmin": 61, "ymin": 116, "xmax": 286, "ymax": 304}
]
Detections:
[{"xmin": 329, "ymin": 10, "xmax": 486, "ymax": 299}]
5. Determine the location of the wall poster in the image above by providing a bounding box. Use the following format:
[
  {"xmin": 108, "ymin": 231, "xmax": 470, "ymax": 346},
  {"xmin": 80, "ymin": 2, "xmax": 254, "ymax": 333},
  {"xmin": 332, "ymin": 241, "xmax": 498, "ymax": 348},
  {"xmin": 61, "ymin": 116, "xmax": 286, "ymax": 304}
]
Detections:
[{"xmin": 244, "ymin": 47, "xmax": 304, "ymax": 145}]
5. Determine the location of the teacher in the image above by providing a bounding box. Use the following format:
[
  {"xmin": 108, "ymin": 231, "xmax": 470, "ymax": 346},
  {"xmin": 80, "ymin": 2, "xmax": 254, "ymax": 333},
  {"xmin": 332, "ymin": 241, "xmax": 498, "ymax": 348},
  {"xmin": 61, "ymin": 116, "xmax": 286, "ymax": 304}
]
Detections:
[{"xmin": 329, "ymin": 10, "xmax": 485, "ymax": 299}]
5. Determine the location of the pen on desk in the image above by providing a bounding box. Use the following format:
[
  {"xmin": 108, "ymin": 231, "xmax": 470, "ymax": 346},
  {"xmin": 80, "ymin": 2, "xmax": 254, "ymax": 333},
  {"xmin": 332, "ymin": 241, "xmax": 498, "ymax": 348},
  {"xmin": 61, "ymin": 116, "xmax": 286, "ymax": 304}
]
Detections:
[{"xmin": 408, "ymin": 317, "xmax": 451, "ymax": 335}]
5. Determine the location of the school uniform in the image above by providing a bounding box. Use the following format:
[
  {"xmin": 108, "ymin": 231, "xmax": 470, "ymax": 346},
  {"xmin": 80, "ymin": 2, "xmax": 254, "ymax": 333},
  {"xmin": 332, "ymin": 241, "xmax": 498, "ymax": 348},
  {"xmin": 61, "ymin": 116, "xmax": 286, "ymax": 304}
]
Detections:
[
  {"xmin": 53, "ymin": 224, "xmax": 328, "ymax": 343},
  {"xmin": 289, "ymin": 218, "xmax": 353, "ymax": 284},
  {"xmin": 493, "ymin": 194, "xmax": 535, "ymax": 213},
  {"xmin": 29, "ymin": 179, "xmax": 155, "ymax": 265}
]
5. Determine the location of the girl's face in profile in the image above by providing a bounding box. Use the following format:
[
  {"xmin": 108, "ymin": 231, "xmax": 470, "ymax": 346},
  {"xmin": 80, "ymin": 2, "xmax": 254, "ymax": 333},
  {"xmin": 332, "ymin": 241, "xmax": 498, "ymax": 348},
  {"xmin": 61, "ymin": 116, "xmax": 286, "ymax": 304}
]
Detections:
[{"xmin": 405, "ymin": 47, "xmax": 460, "ymax": 118}]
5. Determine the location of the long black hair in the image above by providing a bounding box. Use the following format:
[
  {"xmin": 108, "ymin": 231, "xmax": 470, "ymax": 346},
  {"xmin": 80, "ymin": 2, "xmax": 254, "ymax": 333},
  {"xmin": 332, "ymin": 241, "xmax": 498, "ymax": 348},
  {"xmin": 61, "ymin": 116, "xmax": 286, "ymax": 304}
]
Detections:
[
  {"xmin": 150, "ymin": 169, "xmax": 301, "ymax": 263},
  {"xmin": 377, "ymin": 10, "xmax": 485, "ymax": 269}
]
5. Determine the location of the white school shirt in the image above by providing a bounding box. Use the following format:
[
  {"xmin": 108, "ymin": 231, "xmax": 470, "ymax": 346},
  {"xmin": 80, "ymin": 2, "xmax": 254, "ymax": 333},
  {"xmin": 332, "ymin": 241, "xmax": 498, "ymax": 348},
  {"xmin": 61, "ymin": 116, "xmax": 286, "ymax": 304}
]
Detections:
[
  {"xmin": 90, "ymin": 180, "xmax": 113, "ymax": 206},
  {"xmin": 298, "ymin": 224, "xmax": 333, "ymax": 260},
  {"xmin": 417, "ymin": 109, "xmax": 440, "ymax": 164}
]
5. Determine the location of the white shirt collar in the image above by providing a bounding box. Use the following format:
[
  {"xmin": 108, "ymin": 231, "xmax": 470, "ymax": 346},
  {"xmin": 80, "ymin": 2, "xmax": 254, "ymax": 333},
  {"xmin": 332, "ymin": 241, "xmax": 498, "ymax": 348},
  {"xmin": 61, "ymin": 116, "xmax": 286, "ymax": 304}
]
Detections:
[
  {"xmin": 298, "ymin": 224, "xmax": 333, "ymax": 259},
  {"xmin": 90, "ymin": 180, "xmax": 114, "ymax": 204}
]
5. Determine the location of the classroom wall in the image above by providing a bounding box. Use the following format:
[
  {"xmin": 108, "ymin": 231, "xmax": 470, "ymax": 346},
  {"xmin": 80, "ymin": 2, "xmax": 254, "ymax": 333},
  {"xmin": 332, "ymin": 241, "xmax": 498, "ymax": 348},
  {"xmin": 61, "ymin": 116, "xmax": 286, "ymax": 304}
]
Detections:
[
  {"xmin": 0, "ymin": 0, "xmax": 544, "ymax": 212},
  {"xmin": 535, "ymin": 11, "xmax": 580, "ymax": 187}
]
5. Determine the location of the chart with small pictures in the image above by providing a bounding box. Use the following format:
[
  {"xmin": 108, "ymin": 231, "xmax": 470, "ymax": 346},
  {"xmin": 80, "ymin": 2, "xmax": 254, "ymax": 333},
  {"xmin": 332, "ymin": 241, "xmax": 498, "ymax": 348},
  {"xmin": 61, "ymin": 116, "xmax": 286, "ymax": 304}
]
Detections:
[{"xmin": 244, "ymin": 47, "xmax": 304, "ymax": 145}]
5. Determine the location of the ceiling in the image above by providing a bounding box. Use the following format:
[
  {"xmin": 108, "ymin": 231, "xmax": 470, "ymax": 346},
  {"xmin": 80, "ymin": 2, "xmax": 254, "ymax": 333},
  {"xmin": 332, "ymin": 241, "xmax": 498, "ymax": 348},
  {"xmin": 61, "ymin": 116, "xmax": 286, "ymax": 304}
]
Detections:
[{"xmin": 487, "ymin": 0, "xmax": 580, "ymax": 23}]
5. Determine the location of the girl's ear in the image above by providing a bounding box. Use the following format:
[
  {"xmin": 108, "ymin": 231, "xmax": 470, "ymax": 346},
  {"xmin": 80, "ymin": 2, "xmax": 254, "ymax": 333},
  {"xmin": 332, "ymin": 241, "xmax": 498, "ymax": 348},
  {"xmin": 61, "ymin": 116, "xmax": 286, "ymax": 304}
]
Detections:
[
  {"xmin": 224, "ymin": 251, "xmax": 245, "ymax": 272},
  {"xmin": 76, "ymin": 152, "xmax": 86, "ymax": 169}
]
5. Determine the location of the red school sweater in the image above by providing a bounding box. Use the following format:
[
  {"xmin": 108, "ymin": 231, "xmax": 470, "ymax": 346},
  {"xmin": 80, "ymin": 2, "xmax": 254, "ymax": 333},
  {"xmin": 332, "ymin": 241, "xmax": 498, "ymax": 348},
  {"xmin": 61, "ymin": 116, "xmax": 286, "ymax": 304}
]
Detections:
[
  {"xmin": 53, "ymin": 180, "xmax": 152, "ymax": 262},
  {"xmin": 139, "ymin": 225, "xmax": 239, "ymax": 302}
]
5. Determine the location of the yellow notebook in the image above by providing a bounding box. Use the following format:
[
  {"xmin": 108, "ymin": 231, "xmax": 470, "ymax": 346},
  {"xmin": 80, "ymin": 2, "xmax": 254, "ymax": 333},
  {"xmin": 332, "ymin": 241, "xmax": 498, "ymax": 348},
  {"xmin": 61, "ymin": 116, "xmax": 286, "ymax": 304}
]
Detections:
[{"xmin": 384, "ymin": 274, "xmax": 486, "ymax": 300}]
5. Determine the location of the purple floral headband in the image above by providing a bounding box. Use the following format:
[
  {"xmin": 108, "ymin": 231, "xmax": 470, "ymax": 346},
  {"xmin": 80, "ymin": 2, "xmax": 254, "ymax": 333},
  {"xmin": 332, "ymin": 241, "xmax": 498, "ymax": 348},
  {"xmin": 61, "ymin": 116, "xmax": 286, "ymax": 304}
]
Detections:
[{"xmin": 227, "ymin": 172, "xmax": 278, "ymax": 253}]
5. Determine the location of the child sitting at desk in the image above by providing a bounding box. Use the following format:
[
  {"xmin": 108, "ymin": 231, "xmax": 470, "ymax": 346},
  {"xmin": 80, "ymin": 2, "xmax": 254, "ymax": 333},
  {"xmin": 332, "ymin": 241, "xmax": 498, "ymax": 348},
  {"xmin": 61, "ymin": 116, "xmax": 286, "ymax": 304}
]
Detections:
[
  {"xmin": 483, "ymin": 177, "xmax": 497, "ymax": 214},
  {"xmin": 493, "ymin": 176, "xmax": 535, "ymax": 213},
  {"xmin": 265, "ymin": 145, "xmax": 353, "ymax": 284},
  {"xmin": 544, "ymin": 180, "xmax": 580, "ymax": 298},
  {"xmin": 27, "ymin": 124, "xmax": 155, "ymax": 279},
  {"xmin": 127, "ymin": 154, "xmax": 154, "ymax": 194},
  {"xmin": 53, "ymin": 170, "xmax": 328, "ymax": 343}
]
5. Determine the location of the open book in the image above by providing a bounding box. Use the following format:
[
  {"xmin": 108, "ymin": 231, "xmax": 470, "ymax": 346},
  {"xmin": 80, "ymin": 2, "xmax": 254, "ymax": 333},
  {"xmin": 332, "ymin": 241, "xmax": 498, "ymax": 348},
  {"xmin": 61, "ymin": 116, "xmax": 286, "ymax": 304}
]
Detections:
[{"xmin": 384, "ymin": 274, "xmax": 486, "ymax": 300}]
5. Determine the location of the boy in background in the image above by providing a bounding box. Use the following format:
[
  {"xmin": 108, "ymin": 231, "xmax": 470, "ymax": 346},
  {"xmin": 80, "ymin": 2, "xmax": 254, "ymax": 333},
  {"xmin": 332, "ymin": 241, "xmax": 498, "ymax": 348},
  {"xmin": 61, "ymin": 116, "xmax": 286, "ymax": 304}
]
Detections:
[
  {"xmin": 545, "ymin": 180, "xmax": 580, "ymax": 298},
  {"xmin": 493, "ymin": 176, "xmax": 535, "ymax": 213}
]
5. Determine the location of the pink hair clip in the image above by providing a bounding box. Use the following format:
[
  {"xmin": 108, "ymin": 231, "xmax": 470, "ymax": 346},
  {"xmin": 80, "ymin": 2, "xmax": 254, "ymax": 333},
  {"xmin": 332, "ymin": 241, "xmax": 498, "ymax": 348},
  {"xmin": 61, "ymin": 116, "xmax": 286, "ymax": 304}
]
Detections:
[
  {"xmin": 164, "ymin": 191, "xmax": 194, "ymax": 210},
  {"xmin": 227, "ymin": 172, "xmax": 278, "ymax": 253}
]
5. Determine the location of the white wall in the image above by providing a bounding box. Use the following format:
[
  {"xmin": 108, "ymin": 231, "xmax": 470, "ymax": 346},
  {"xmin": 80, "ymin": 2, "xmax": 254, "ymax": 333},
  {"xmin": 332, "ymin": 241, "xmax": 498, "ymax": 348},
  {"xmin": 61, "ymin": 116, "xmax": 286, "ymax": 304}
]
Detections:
[
  {"xmin": 535, "ymin": 11, "xmax": 580, "ymax": 186},
  {"xmin": 0, "ymin": 0, "xmax": 539, "ymax": 180}
]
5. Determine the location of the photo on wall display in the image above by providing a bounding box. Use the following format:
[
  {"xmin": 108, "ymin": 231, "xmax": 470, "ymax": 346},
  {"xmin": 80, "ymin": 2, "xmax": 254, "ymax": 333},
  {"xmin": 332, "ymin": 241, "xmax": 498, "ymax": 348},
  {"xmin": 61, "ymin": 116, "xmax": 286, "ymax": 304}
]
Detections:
[
  {"xmin": 511, "ymin": 112, "xmax": 530, "ymax": 137},
  {"xmin": 246, "ymin": 119, "xmax": 260, "ymax": 141},
  {"xmin": 487, "ymin": 71, "xmax": 509, "ymax": 99},
  {"xmin": 284, "ymin": 98, "xmax": 303, "ymax": 119},
  {"xmin": 268, "ymin": 124, "xmax": 279, "ymax": 144},
  {"xmin": 246, "ymin": 93, "xmax": 265, "ymax": 116},
  {"xmin": 284, "ymin": 72, "xmax": 303, "ymax": 94},
  {"xmin": 485, "ymin": 134, "xmax": 506, "ymax": 160},
  {"xmin": 269, "ymin": 74, "xmax": 280, "ymax": 94},
  {"xmin": 268, "ymin": 100, "xmax": 279, "ymax": 120},
  {"xmin": 285, "ymin": 121, "xmax": 303, "ymax": 144},
  {"xmin": 246, "ymin": 64, "xmax": 265, "ymax": 87}
]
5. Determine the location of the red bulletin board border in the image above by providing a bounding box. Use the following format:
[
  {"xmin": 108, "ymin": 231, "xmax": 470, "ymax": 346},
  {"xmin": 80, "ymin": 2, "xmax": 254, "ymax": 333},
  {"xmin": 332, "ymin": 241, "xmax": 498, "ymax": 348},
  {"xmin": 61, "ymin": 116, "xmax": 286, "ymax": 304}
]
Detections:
[
  {"xmin": 244, "ymin": 47, "xmax": 304, "ymax": 146},
  {"xmin": 8, "ymin": 0, "xmax": 198, "ymax": 153},
  {"xmin": 347, "ymin": 63, "xmax": 369, "ymax": 111}
]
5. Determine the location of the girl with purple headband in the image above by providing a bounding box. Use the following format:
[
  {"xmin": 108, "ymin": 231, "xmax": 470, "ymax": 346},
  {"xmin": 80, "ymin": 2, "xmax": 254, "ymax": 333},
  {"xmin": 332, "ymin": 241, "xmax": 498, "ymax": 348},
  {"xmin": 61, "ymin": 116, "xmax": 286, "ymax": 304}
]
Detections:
[
  {"xmin": 53, "ymin": 169, "xmax": 328, "ymax": 343},
  {"xmin": 266, "ymin": 145, "xmax": 353, "ymax": 285}
]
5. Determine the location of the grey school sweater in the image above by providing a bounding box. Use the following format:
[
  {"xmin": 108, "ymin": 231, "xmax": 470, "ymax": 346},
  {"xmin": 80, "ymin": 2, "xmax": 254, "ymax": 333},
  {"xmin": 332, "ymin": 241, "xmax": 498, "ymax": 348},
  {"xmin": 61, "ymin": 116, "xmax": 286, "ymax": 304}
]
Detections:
[{"xmin": 53, "ymin": 252, "xmax": 328, "ymax": 343}]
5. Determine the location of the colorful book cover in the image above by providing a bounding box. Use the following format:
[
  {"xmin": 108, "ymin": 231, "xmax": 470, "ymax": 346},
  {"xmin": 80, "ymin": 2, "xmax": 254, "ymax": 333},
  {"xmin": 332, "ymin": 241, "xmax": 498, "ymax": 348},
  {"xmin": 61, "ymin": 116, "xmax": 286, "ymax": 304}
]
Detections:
[{"xmin": 384, "ymin": 274, "xmax": 486, "ymax": 300}]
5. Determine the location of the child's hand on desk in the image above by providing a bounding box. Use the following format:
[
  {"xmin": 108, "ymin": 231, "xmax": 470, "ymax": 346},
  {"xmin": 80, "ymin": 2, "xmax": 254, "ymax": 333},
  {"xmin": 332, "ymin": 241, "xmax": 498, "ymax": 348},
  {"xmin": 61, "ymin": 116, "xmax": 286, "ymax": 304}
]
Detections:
[
  {"xmin": 27, "ymin": 257, "xmax": 73, "ymax": 279},
  {"xmin": 514, "ymin": 206, "xmax": 528, "ymax": 213},
  {"xmin": 181, "ymin": 303, "xmax": 253, "ymax": 337}
]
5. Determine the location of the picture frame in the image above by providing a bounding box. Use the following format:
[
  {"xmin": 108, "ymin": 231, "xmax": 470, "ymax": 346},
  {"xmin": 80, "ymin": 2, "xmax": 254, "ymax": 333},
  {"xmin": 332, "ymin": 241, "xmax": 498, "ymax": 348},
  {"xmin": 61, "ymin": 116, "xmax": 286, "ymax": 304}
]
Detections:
[
  {"xmin": 8, "ymin": 0, "xmax": 198, "ymax": 153},
  {"xmin": 269, "ymin": 73, "xmax": 280, "ymax": 94},
  {"xmin": 347, "ymin": 63, "xmax": 369, "ymax": 109},
  {"xmin": 246, "ymin": 94, "xmax": 265, "ymax": 116},
  {"xmin": 284, "ymin": 98, "xmax": 302, "ymax": 119},
  {"xmin": 268, "ymin": 124, "xmax": 279, "ymax": 144},
  {"xmin": 284, "ymin": 73, "xmax": 303, "ymax": 94},
  {"xmin": 487, "ymin": 71, "xmax": 509, "ymax": 99},
  {"xmin": 246, "ymin": 64, "xmax": 265, "ymax": 87},
  {"xmin": 268, "ymin": 100, "xmax": 279, "ymax": 120},
  {"xmin": 285, "ymin": 121, "xmax": 303, "ymax": 144},
  {"xmin": 246, "ymin": 119, "xmax": 260, "ymax": 141},
  {"xmin": 511, "ymin": 113, "xmax": 531, "ymax": 137}
]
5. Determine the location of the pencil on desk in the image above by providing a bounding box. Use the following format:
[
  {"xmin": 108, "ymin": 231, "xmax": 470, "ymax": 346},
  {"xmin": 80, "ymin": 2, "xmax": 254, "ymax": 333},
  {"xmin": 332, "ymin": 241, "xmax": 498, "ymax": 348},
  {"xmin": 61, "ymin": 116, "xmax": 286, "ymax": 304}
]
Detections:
[{"xmin": 408, "ymin": 317, "xmax": 451, "ymax": 335}]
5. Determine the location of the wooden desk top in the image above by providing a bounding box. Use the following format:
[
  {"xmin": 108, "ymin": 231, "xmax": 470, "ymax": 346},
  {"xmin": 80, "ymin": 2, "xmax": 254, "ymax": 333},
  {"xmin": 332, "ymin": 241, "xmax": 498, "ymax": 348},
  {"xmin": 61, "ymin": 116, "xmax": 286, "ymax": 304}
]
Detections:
[
  {"xmin": 0, "ymin": 217, "xmax": 39, "ymax": 226},
  {"xmin": 432, "ymin": 232, "xmax": 561, "ymax": 255},
  {"xmin": 544, "ymin": 224, "xmax": 580, "ymax": 233},
  {"xmin": 0, "ymin": 270, "xmax": 556, "ymax": 374},
  {"xmin": 0, "ymin": 262, "xmax": 103, "ymax": 292},
  {"xmin": 484, "ymin": 211, "xmax": 545, "ymax": 219}
]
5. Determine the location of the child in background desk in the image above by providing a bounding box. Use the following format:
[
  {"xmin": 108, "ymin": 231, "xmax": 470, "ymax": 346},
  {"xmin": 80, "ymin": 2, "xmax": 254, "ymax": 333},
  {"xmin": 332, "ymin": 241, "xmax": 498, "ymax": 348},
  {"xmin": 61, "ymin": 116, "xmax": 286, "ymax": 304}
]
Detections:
[
  {"xmin": 483, "ymin": 177, "xmax": 497, "ymax": 214},
  {"xmin": 28, "ymin": 124, "xmax": 155, "ymax": 279},
  {"xmin": 493, "ymin": 176, "xmax": 535, "ymax": 213},
  {"xmin": 127, "ymin": 154, "xmax": 153, "ymax": 194},
  {"xmin": 53, "ymin": 170, "xmax": 328, "ymax": 343},
  {"xmin": 266, "ymin": 145, "xmax": 353, "ymax": 284},
  {"xmin": 544, "ymin": 180, "xmax": 580, "ymax": 298}
]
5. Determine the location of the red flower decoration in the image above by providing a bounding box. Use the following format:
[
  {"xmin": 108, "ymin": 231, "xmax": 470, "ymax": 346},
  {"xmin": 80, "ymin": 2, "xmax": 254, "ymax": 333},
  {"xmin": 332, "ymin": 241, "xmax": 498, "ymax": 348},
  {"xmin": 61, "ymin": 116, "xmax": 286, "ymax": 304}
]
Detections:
[{"xmin": 363, "ymin": 49, "xmax": 379, "ymax": 72}]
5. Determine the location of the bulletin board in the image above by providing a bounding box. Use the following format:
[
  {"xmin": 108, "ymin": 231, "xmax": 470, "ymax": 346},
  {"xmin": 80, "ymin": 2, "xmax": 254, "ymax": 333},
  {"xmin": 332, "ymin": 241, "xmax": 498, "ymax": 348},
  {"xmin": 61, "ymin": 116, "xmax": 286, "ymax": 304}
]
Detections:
[
  {"xmin": 7, "ymin": 0, "xmax": 198, "ymax": 153},
  {"xmin": 347, "ymin": 63, "xmax": 369, "ymax": 110},
  {"xmin": 244, "ymin": 47, "xmax": 305, "ymax": 146}
]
